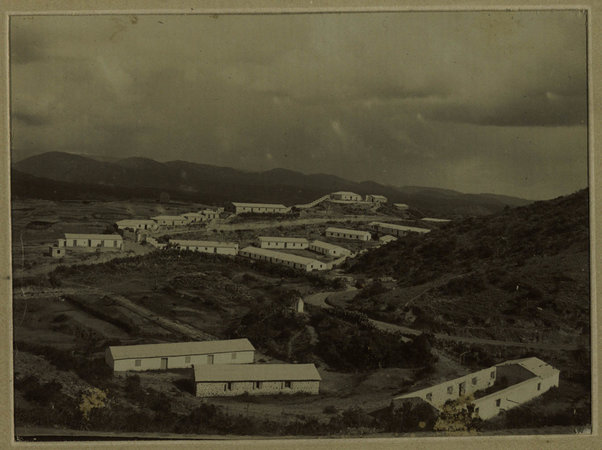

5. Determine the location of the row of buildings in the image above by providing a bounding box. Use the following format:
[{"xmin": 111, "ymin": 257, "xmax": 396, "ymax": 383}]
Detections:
[{"xmin": 105, "ymin": 339, "xmax": 321, "ymax": 398}]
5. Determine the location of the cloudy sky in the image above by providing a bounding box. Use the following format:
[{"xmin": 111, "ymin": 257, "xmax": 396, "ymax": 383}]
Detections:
[{"xmin": 10, "ymin": 11, "xmax": 587, "ymax": 199}]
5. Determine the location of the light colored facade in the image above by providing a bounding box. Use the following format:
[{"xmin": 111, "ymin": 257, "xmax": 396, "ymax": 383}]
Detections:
[
  {"xmin": 194, "ymin": 363, "xmax": 321, "ymax": 397},
  {"xmin": 293, "ymin": 298, "xmax": 304, "ymax": 313},
  {"xmin": 366, "ymin": 194, "xmax": 388, "ymax": 203},
  {"xmin": 394, "ymin": 203, "xmax": 409, "ymax": 210},
  {"xmin": 232, "ymin": 202, "xmax": 291, "ymax": 215},
  {"xmin": 370, "ymin": 222, "xmax": 431, "ymax": 237},
  {"xmin": 151, "ymin": 215, "xmax": 191, "ymax": 227},
  {"xmin": 49, "ymin": 245, "xmax": 65, "ymax": 258},
  {"xmin": 115, "ymin": 219, "xmax": 158, "ymax": 231},
  {"xmin": 200, "ymin": 209, "xmax": 220, "ymax": 220},
  {"xmin": 170, "ymin": 239, "xmax": 239, "ymax": 255},
  {"xmin": 59, "ymin": 233, "xmax": 123, "ymax": 250},
  {"xmin": 239, "ymin": 246, "xmax": 327, "ymax": 271},
  {"xmin": 257, "ymin": 236, "xmax": 309, "ymax": 249},
  {"xmin": 325, "ymin": 227, "xmax": 372, "ymax": 241},
  {"xmin": 330, "ymin": 191, "xmax": 363, "ymax": 201},
  {"xmin": 181, "ymin": 212, "xmax": 204, "ymax": 223},
  {"xmin": 394, "ymin": 357, "xmax": 559, "ymax": 421},
  {"xmin": 105, "ymin": 339, "xmax": 255, "ymax": 372},
  {"xmin": 309, "ymin": 240, "xmax": 352, "ymax": 257}
]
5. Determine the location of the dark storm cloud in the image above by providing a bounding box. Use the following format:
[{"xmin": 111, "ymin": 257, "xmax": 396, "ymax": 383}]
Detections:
[{"xmin": 9, "ymin": 11, "xmax": 588, "ymax": 199}]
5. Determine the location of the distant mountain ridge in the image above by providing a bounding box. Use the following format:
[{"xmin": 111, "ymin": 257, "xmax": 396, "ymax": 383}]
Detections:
[{"xmin": 12, "ymin": 151, "xmax": 533, "ymax": 216}]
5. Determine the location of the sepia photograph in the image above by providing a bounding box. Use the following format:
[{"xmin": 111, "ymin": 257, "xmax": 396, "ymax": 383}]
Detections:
[{"xmin": 6, "ymin": 6, "xmax": 594, "ymax": 444}]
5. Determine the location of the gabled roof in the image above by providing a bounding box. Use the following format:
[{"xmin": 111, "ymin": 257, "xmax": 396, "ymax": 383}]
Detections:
[
  {"xmin": 64, "ymin": 233, "xmax": 122, "ymax": 240},
  {"xmin": 108, "ymin": 338, "xmax": 255, "ymax": 360},
  {"xmin": 151, "ymin": 215, "xmax": 189, "ymax": 220},
  {"xmin": 496, "ymin": 357, "xmax": 559, "ymax": 379},
  {"xmin": 325, "ymin": 227, "xmax": 371, "ymax": 236},
  {"xmin": 368, "ymin": 194, "xmax": 387, "ymax": 199},
  {"xmin": 170, "ymin": 239, "xmax": 238, "ymax": 248},
  {"xmin": 310, "ymin": 240, "xmax": 350, "ymax": 251},
  {"xmin": 194, "ymin": 363, "xmax": 321, "ymax": 382},
  {"xmin": 232, "ymin": 202, "xmax": 288, "ymax": 208},
  {"xmin": 371, "ymin": 222, "xmax": 431, "ymax": 233},
  {"xmin": 331, "ymin": 191, "xmax": 360, "ymax": 196},
  {"xmin": 258, "ymin": 236, "xmax": 308, "ymax": 243},
  {"xmin": 421, "ymin": 217, "xmax": 451, "ymax": 223}
]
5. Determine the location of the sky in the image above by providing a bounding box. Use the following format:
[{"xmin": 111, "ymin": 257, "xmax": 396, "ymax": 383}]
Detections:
[{"xmin": 10, "ymin": 11, "xmax": 588, "ymax": 200}]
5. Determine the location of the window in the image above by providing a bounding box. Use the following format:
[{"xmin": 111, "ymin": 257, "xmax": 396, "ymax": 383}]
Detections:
[
  {"xmin": 255, "ymin": 381, "xmax": 262, "ymax": 389},
  {"xmin": 475, "ymin": 407, "xmax": 479, "ymax": 415},
  {"xmin": 490, "ymin": 371, "xmax": 496, "ymax": 379},
  {"xmin": 135, "ymin": 359, "xmax": 141, "ymax": 367},
  {"xmin": 426, "ymin": 393, "xmax": 433, "ymax": 401},
  {"xmin": 537, "ymin": 382, "xmax": 541, "ymax": 391},
  {"xmin": 185, "ymin": 356, "xmax": 191, "ymax": 363},
  {"xmin": 231, "ymin": 352, "xmax": 237, "ymax": 360},
  {"xmin": 447, "ymin": 386, "xmax": 453, "ymax": 394},
  {"xmin": 225, "ymin": 382, "xmax": 232, "ymax": 391},
  {"xmin": 496, "ymin": 399, "xmax": 501, "ymax": 407},
  {"xmin": 284, "ymin": 381, "xmax": 292, "ymax": 388},
  {"xmin": 472, "ymin": 377, "xmax": 478, "ymax": 385}
]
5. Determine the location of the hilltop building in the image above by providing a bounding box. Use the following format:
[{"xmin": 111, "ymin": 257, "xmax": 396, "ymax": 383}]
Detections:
[
  {"xmin": 58, "ymin": 233, "xmax": 123, "ymax": 250},
  {"xmin": 232, "ymin": 202, "xmax": 290, "ymax": 215},
  {"xmin": 49, "ymin": 244, "xmax": 65, "ymax": 258},
  {"xmin": 152, "ymin": 215, "xmax": 190, "ymax": 227},
  {"xmin": 115, "ymin": 219, "xmax": 158, "ymax": 231},
  {"xmin": 170, "ymin": 239, "xmax": 239, "ymax": 255},
  {"xmin": 394, "ymin": 203, "xmax": 409, "ymax": 210},
  {"xmin": 325, "ymin": 227, "xmax": 372, "ymax": 241},
  {"xmin": 330, "ymin": 191, "xmax": 363, "ymax": 202},
  {"xmin": 181, "ymin": 212, "xmax": 204, "ymax": 223},
  {"xmin": 370, "ymin": 222, "xmax": 430, "ymax": 237},
  {"xmin": 366, "ymin": 194, "xmax": 387, "ymax": 203},
  {"xmin": 309, "ymin": 240, "xmax": 352, "ymax": 257},
  {"xmin": 378, "ymin": 235, "xmax": 398, "ymax": 244},
  {"xmin": 394, "ymin": 357, "xmax": 559, "ymax": 420},
  {"xmin": 105, "ymin": 339, "xmax": 255, "ymax": 372},
  {"xmin": 239, "ymin": 246, "xmax": 327, "ymax": 271},
  {"xmin": 421, "ymin": 217, "xmax": 451, "ymax": 223},
  {"xmin": 200, "ymin": 209, "xmax": 221, "ymax": 220},
  {"xmin": 257, "ymin": 236, "xmax": 309, "ymax": 249},
  {"xmin": 194, "ymin": 363, "xmax": 321, "ymax": 397}
]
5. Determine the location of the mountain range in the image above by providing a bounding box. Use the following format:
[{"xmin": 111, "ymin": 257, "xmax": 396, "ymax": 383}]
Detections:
[{"xmin": 12, "ymin": 151, "xmax": 533, "ymax": 216}]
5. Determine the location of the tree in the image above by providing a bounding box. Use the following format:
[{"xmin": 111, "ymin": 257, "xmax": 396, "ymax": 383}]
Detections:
[{"xmin": 433, "ymin": 396, "xmax": 482, "ymax": 434}]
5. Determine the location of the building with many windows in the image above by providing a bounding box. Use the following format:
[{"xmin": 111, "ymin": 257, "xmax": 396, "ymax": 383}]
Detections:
[
  {"xmin": 325, "ymin": 227, "xmax": 372, "ymax": 241},
  {"xmin": 257, "ymin": 236, "xmax": 309, "ymax": 249},
  {"xmin": 170, "ymin": 239, "xmax": 239, "ymax": 255},
  {"xmin": 232, "ymin": 202, "xmax": 291, "ymax": 215}
]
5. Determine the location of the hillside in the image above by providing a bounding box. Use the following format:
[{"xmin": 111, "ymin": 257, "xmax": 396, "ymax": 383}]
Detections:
[
  {"xmin": 12, "ymin": 152, "xmax": 531, "ymax": 216},
  {"xmin": 345, "ymin": 189, "xmax": 590, "ymax": 344}
]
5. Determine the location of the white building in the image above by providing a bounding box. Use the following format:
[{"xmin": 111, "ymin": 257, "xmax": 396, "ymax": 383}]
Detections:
[
  {"xmin": 105, "ymin": 338, "xmax": 255, "ymax": 372},
  {"xmin": 257, "ymin": 236, "xmax": 309, "ymax": 249},
  {"xmin": 330, "ymin": 191, "xmax": 363, "ymax": 202},
  {"xmin": 49, "ymin": 244, "xmax": 65, "ymax": 258},
  {"xmin": 370, "ymin": 222, "xmax": 431, "ymax": 237},
  {"xmin": 170, "ymin": 239, "xmax": 239, "ymax": 255},
  {"xmin": 115, "ymin": 219, "xmax": 158, "ymax": 231},
  {"xmin": 309, "ymin": 240, "xmax": 352, "ymax": 257},
  {"xmin": 232, "ymin": 202, "xmax": 291, "ymax": 215},
  {"xmin": 181, "ymin": 212, "xmax": 204, "ymax": 223},
  {"xmin": 151, "ymin": 215, "xmax": 191, "ymax": 227},
  {"xmin": 58, "ymin": 233, "xmax": 123, "ymax": 250},
  {"xmin": 366, "ymin": 194, "xmax": 387, "ymax": 203},
  {"xmin": 325, "ymin": 227, "xmax": 372, "ymax": 241},
  {"xmin": 394, "ymin": 357, "xmax": 559, "ymax": 421},
  {"xmin": 239, "ymin": 246, "xmax": 328, "ymax": 271},
  {"xmin": 194, "ymin": 363, "xmax": 321, "ymax": 397},
  {"xmin": 394, "ymin": 203, "xmax": 409, "ymax": 210},
  {"xmin": 379, "ymin": 235, "xmax": 398, "ymax": 244},
  {"xmin": 200, "ymin": 209, "xmax": 220, "ymax": 220}
]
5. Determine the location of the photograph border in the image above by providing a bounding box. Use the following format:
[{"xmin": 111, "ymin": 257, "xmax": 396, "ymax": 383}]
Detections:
[{"xmin": 0, "ymin": 1, "xmax": 599, "ymax": 448}]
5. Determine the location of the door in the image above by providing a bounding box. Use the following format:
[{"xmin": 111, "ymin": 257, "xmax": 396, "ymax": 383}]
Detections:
[
  {"xmin": 160, "ymin": 358, "xmax": 168, "ymax": 370},
  {"xmin": 459, "ymin": 381, "xmax": 466, "ymax": 396},
  {"xmin": 207, "ymin": 354, "xmax": 214, "ymax": 365}
]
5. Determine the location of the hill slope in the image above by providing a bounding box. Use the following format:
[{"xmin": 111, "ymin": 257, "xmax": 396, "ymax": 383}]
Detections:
[
  {"xmin": 13, "ymin": 151, "xmax": 531, "ymax": 216},
  {"xmin": 346, "ymin": 189, "xmax": 590, "ymax": 344}
]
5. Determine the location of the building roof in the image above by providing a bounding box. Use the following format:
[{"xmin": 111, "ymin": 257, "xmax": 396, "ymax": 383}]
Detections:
[
  {"xmin": 421, "ymin": 217, "xmax": 451, "ymax": 223},
  {"xmin": 151, "ymin": 215, "xmax": 188, "ymax": 220},
  {"xmin": 371, "ymin": 222, "xmax": 431, "ymax": 233},
  {"xmin": 258, "ymin": 236, "xmax": 308, "ymax": 243},
  {"xmin": 232, "ymin": 202, "xmax": 288, "ymax": 208},
  {"xmin": 368, "ymin": 194, "xmax": 387, "ymax": 199},
  {"xmin": 496, "ymin": 357, "xmax": 559, "ymax": 379},
  {"xmin": 394, "ymin": 203, "xmax": 409, "ymax": 207},
  {"xmin": 170, "ymin": 239, "xmax": 238, "ymax": 248},
  {"xmin": 116, "ymin": 219, "xmax": 157, "ymax": 225},
  {"xmin": 331, "ymin": 191, "xmax": 361, "ymax": 196},
  {"xmin": 108, "ymin": 338, "xmax": 255, "ymax": 360},
  {"xmin": 64, "ymin": 233, "xmax": 123, "ymax": 240},
  {"xmin": 310, "ymin": 240, "xmax": 350, "ymax": 251},
  {"xmin": 379, "ymin": 235, "xmax": 397, "ymax": 242},
  {"xmin": 325, "ymin": 227, "xmax": 371, "ymax": 236},
  {"xmin": 194, "ymin": 363, "xmax": 321, "ymax": 382},
  {"xmin": 240, "ymin": 246, "xmax": 322, "ymax": 266},
  {"xmin": 182, "ymin": 212, "xmax": 203, "ymax": 216}
]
